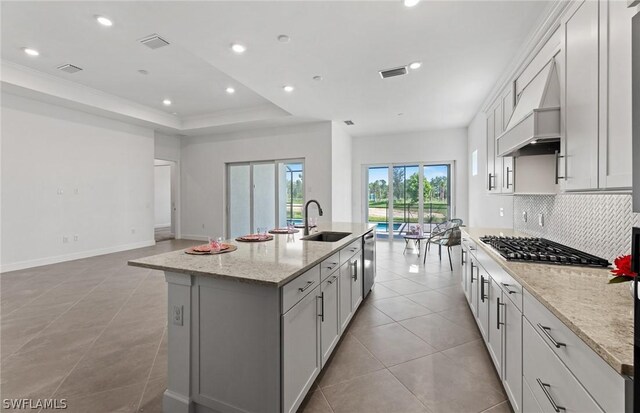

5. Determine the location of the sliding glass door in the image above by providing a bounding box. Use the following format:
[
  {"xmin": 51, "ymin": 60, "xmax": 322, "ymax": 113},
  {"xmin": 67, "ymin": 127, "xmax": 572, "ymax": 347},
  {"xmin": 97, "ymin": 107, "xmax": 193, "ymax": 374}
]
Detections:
[
  {"xmin": 227, "ymin": 160, "xmax": 304, "ymax": 238},
  {"xmin": 366, "ymin": 162, "xmax": 452, "ymax": 239}
]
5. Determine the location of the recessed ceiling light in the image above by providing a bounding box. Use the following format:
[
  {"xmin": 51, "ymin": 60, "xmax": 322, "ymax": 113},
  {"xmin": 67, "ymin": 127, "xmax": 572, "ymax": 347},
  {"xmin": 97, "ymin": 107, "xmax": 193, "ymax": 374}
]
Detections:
[
  {"xmin": 313, "ymin": 75, "xmax": 323, "ymax": 81},
  {"xmin": 283, "ymin": 85, "xmax": 294, "ymax": 93},
  {"xmin": 230, "ymin": 43, "xmax": 246, "ymax": 54},
  {"xmin": 277, "ymin": 34, "xmax": 290, "ymax": 43},
  {"xmin": 23, "ymin": 47, "xmax": 39, "ymax": 56},
  {"xmin": 409, "ymin": 61, "xmax": 422, "ymax": 70},
  {"xmin": 226, "ymin": 87, "xmax": 235, "ymax": 94},
  {"xmin": 138, "ymin": 69, "xmax": 149, "ymax": 75},
  {"xmin": 162, "ymin": 99, "xmax": 172, "ymax": 106},
  {"xmin": 403, "ymin": 0, "xmax": 420, "ymax": 7},
  {"xmin": 96, "ymin": 15, "xmax": 113, "ymax": 26}
]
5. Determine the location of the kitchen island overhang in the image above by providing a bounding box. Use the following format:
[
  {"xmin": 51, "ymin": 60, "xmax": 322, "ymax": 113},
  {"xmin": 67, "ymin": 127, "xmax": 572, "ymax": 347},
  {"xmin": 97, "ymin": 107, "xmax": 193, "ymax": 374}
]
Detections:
[{"xmin": 129, "ymin": 223, "xmax": 376, "ymax": 413}]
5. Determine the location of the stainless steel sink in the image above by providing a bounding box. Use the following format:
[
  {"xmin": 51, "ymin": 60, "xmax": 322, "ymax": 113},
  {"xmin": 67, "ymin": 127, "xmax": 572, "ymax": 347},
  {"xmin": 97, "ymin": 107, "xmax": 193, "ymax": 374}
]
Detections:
[{"xmin": 300, "ymin": 231, "xmax": 352, "ymax": 242}]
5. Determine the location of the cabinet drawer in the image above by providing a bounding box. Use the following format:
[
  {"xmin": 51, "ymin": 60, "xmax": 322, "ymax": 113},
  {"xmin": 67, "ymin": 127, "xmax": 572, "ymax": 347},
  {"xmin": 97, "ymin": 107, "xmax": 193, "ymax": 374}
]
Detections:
[
  {"xmin": 462, "ymin": 236, "xmax": 477, "ymax": 257},
  {"xmin": 497, "ymin": 276, "xmax": 523, "ymax": 312},
  {"xmin": 320, "ymin": 252, "xmax": 340, "ymax": 280},
  {"xmin": 522, "ymin": 377, "xmax": 543, "ymax": 413},
  {"xmin": 523, "ymin": 319, "xmax": 603, "ymax": 413},
  {"xmin": 340, "ymin": 239, "xmax": 361, "ymax": 265},
  {"xmin": 282, "ymin": 265, "xmax": 321, "ymax": 314},
  {"xmin": 523, "ymin": 290, "xmax": 626, "ymax": 413}
]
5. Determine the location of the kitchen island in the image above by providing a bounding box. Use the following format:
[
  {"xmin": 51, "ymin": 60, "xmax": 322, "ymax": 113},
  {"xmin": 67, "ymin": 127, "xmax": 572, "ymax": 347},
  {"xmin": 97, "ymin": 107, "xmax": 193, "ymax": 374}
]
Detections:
[{"xmin": 129, "ymin": 222, "xmax": 376, "ymax": 413}]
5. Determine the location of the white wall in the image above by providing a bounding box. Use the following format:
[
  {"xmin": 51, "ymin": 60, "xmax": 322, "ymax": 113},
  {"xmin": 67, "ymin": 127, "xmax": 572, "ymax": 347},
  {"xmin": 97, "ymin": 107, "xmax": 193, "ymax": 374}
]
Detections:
[
  {"xmin": 154, "ymin": 164, "xmax": 172, "ymax": 228},
  {"xmin": 180, "ymin": 122, "xmax": 333, "ymax": 240},
  {"xmin": 466, "ymin": 112, "xmax": 513, "ymax": 228},
  {"xmin": 331, "ymin": 122, "xmax": 353, "ymax": 222},
  {"xmin": 1, "ymin": 93, "xmax": 155, "ymax": 272},
  {"xmin": 351, "ymin": 128, "xmax": 469, "ymax": 225},
  {"xmin": 155, "ymin": 132, "xmax": 181, "ymax": 162}
]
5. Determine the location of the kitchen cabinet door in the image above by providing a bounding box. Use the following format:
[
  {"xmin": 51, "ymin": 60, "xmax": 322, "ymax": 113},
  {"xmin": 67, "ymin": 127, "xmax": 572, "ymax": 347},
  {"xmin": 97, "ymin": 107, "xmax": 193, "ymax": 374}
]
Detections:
[
  {"xmin": 598, "ymin": 0, "xmax": 634, "ymax": 189},
  {"xmin": 320, "ymin": 274, "xmax": 340, "ymax": 367},
  {"xmin": 502, "ymin": 291, "xmax": 523, "ymax": 413},
  {"xmin": 461, "ymin": 246, "xmax": 470, "ymax": 303},
  {"xmin": 282, "ymin": 286, "xmax": 321, "ymax": 413},
  {"xmin": 350, "ymin": 256, "xmax": 363, "ymax": 312},
  {"xmin": 487, "ymin": 279, "xmax": 502, "ymax": 375},
  {"xmin": 477, "ymin": 270, "xmax": 490, "ymax": 341},
  {"xmin": 501, "ymin": 87, "xmax": 515, "ymax": 194},
  {"xmin": 486, "ymin": 111, "xmax": 500, "ymax": 194},
  {"xmin": 563, "ymin": 0, "xmax": 600, "ymax": 191},
  {"xmin": 339, "ymin": 261, "xmax": 352, "ymax": 332}
]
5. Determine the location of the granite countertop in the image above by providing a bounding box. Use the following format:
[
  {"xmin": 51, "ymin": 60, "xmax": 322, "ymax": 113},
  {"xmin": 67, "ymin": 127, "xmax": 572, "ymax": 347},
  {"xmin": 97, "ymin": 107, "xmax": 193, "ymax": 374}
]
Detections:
[
  {"xmin": 462, "ymin": 227, "xmax": 633, "ymax": 376},
  {"xmin": 129, "ymin": 222, "xmax": 375, "ymax": 287}
]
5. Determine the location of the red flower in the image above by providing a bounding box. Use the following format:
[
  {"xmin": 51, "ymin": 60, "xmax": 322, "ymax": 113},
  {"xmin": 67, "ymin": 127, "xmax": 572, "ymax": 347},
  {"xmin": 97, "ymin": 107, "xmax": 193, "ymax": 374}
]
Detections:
[{"xmin": 611, "ymin": 255, "xmax": 637, "ymax": 277}]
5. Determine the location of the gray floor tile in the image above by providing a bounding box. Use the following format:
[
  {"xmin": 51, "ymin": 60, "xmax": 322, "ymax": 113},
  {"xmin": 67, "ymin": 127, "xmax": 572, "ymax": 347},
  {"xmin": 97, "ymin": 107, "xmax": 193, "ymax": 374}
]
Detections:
[
  {"xmin": 400, "ymin": 313, "xmax": 479, "ymax": 350},
  {"xmin": 372, "ymin": 296, "xmax": 432, "ymax": 322}
]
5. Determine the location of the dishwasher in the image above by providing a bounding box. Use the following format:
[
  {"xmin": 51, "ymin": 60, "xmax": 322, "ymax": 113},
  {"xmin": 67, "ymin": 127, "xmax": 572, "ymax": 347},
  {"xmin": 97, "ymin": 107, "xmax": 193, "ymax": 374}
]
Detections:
[{"xmin": 362, "ymin": 230, "xmax": 376, "ymax": 298}]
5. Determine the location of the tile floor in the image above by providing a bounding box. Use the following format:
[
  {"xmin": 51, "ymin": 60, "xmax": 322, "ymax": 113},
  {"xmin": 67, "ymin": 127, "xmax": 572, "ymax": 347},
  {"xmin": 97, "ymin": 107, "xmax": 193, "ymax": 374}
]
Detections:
[{"xmin": 0, "ymin": 239, "xmax": 511, "ymax": 413}]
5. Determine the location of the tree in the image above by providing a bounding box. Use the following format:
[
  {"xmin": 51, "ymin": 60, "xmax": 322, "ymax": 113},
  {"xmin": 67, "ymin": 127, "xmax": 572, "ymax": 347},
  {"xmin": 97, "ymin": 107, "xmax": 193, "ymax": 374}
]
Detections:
[
  {"xmin": 406, "ymin": 173, "xmax": 433, "ymax": 203},
  {"xmin": 429, "ymin": 176, "xmax": 447, "ymax": 201}
]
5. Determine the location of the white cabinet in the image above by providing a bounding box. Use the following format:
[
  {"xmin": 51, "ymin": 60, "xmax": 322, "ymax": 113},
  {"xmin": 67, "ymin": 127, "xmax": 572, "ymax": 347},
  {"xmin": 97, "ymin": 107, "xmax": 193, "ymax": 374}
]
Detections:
[
  {"xmin": 282, "ymin": 285, "xmax": 321, "ymax": 413},
  {"xmin": 598, "ymin": 0, "xmax": 635, "ymax": 189},
  {"xmin": 320, "ymin": 274, "xmax": 340, "ymax": 367},
  {"xmin": 470, "ymin": 258, "xmax": 479, "ymax": 317},
  {"xmin": 339, "ymin": 261, "xmax": 353, "ymax": 332},
  {"xmin": 487, "ymin": 279, "xmax": 502, "ymax": 374},
  {"xmin": 562, "ymin": 0, "xmax": 633, "ymax": 191},
  {"xmin": 502, "ymin": 291, "xmax": 523, "ymax": 413},
  {"xmin": 487, "ymin": 86, "xmax": 515, "ymax": 194},
  {"xmin": 563, "ymin": 0, "xmax": 600, "ymax": 191},
  {"xmin": 350, "ymin": 254, "xmax": 363, "ymax": 312},
  {"xmin": 461, "ymin": 244, "xmax": 471, "ymax": 302}
]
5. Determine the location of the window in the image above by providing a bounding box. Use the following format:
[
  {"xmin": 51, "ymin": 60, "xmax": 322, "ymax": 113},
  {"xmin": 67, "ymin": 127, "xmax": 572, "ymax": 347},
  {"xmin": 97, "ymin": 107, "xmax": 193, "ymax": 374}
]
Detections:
[
  {"xmin": 366, "ymin": 162, "xmax": 453, "ymax": 239},
  {"xmin": 227, "ymin": 160, "xmax": 304, "ymax": 238}
]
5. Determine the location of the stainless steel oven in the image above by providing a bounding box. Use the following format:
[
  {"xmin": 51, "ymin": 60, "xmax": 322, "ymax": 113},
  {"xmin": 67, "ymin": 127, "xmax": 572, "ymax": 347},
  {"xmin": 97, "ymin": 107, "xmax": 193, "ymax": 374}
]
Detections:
[{"xmin": 362, "ymin": 230, "xmax": 376, "ymax": 298}]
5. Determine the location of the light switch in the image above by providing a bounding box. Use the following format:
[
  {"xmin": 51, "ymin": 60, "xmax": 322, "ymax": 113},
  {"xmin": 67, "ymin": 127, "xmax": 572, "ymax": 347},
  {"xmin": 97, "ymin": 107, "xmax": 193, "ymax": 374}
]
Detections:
[
  {"xmin": 499, "ymin": 208, "xmax": 504, "ymax": 217},
  {"xmin": 538, "ymin": 213, "xmax": 544, "ymax": 227},
  {"xmin": 522, "ymin": 211, "xmax": 527, "ymax": 222}
]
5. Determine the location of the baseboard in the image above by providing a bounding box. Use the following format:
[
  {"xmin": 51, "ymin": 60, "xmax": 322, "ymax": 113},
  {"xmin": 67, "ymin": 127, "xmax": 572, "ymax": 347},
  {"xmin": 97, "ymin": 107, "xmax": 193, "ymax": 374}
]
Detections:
[
  {"xmin": 180, "ymin": 234, "xmax": 208, "ymax": 242},
  {"xmin": 0, "ymin": 239, "xmax": 156, "ymax": 273},
  {"xmin": 155, "ymin": 225, "xmax": 171, "ymax": 230}
]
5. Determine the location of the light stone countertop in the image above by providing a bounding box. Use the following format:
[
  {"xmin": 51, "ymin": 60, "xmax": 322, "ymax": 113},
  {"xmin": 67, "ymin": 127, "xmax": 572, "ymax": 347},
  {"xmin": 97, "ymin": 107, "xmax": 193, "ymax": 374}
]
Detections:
[
  {"xmin": 463, "ymin": 227, "xmax": 633, "ymax": 376},
  {"xmin": 129, "ymin": 222, "xmax": 375, "ymax": 287}
]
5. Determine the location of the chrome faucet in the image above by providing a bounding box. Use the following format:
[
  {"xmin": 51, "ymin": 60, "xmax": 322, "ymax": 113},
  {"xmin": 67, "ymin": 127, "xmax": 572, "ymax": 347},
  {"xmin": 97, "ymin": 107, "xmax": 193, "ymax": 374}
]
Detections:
[{"xmin": 303, "ymin": 200, "xmax": 323, "ymax": 236}]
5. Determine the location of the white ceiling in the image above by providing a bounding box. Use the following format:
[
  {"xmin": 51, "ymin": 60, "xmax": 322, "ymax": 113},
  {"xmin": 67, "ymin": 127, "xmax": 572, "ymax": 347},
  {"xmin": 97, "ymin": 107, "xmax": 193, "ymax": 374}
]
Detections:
[{"xmin": 1, "ymin": 1, "xmax": 551, "ymax": 137}]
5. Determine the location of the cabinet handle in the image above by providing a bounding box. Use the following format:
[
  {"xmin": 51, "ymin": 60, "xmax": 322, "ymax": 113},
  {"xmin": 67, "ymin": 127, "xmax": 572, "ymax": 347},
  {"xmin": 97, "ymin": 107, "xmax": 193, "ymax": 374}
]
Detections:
[
  {"xmin": 537, "ymin": 323, "xmax": 566, "ymax": 348},
  {"xmin": 298, "ymin": 280, "xmax": 315, "ymax": 293},
  {"xmin": 488, "ymin": 173, "xmax": 496, "ymax": 190},
  {"xmin": 497, "ymin": 297, "xmax": 505, "ymax": 329},
  {"xmin": 325, "ymin": 262, "xmax": 338, "ymax": 270},
  {"xmin": 506, "ymin": 167, "xmax": 512, "ymax": 188},
  {"xmin": 461, "ymin": 249, "xmax": 466, "ymax": 265},
  {"xmin": 327, "ymin": 275, "xmax": 338, "ymax": 285},
  {"xmin": 501, "ymin": 283, "xmax": 517, "ymax": 294},
  {"xmin": 480, "ymin": 275, "xmax": 488, "ymax": 302},
  {"xmin": 536, "ymin": 378, "xmax": 566, "ymax": 412},
  {"xmin": 470, "ymin": 262, "xmax": 476, "ymax": 283},
  {"xmin": 554, "ymin": 150, "xmax": 565, "ymax": 184},
  {"xmin": 318, "ymin": 292, "xmax": 324, "ymax": 322},
  {"xmin": 351, "ymin": 260, "xmax": 358, "ymax": 281}
]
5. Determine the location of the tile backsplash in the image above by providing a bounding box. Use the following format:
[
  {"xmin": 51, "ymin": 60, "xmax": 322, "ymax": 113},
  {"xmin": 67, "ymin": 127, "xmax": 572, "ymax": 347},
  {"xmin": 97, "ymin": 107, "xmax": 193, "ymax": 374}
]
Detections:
[{"xmin": 513, "ymin": 194, "xmax": 640, "ymax": 262}]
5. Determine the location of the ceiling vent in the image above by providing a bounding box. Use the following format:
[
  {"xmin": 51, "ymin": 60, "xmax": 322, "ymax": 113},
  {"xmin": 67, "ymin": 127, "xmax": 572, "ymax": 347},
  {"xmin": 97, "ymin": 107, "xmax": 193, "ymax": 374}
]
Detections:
[
  {"xmin": 379, "ymin": 66, "xmax": 408, "ymax": 79},
  {"xmin": 140, "ymin": 34, "xmax": 170, "ymax": 49},
  {"xmin": 344, "ymin": 120, "xmax": 354, "ymax": 126},
  {"xmin": 57, "ymin": 64, "xmax": 83, "ymax": 74}
]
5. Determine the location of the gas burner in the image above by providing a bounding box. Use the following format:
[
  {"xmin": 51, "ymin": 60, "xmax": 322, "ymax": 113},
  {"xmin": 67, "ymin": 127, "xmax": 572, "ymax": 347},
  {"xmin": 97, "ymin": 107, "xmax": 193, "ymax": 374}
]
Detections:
[{"xmin": 479, "ymin": 236, "xmax": 610, "ymax": 267}]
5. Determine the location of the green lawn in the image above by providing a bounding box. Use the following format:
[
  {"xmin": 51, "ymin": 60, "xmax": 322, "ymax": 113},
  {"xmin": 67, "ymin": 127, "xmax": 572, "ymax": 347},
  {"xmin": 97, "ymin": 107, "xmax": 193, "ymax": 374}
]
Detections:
[{"xmin": 368, "ymin": 200, "xmax": 449, "ymax": 208}]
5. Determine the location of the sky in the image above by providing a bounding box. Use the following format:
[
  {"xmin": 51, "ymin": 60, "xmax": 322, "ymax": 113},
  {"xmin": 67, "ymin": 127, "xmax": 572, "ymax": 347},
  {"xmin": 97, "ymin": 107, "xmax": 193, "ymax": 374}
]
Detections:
[{"xmin": 368, "ymin": 165, "xmax": 448, "ymax": 183}]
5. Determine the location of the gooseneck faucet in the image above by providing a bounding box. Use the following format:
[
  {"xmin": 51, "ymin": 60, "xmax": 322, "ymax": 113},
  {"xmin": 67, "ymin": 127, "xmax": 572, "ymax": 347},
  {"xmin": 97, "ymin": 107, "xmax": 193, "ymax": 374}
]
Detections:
[{"xmin": 303, "ymin": 200, "xmax": 323, "ymax": 236}]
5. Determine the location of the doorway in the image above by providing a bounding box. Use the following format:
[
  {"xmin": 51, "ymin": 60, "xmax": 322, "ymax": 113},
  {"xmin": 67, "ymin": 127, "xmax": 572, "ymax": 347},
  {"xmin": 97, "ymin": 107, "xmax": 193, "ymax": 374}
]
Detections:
[{"xmin": 154, "ymin": 159, "xmax": 177, "ymax": 242}]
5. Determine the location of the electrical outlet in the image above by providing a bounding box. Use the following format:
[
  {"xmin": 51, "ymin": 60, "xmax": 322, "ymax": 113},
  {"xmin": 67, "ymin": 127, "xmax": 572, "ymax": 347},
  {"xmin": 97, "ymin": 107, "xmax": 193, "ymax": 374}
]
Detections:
[
  {"xmin": 57, "ymin": 188, "xmax": 64, "ymax": 195},
  {"xmin": 499, "ymin": 207, "xmax": 504, "ymax": 217},
  {"xmin": 522, "ymin": 211, "xmax": 527, "ymax": 222},
  {"xmin": 172, "ymin": 305, "xmax": 183, "ymax": 326},
  {"xmin": 73, "ymin": 235, "xmax": 79, "ymax": 241},
  {"xmin": 538, "ymin": 213, "xmax": 544, "ymax": 227},
  {"xmin": 62, "ymin": 236, "xmax": 69, "ymax": 243}
]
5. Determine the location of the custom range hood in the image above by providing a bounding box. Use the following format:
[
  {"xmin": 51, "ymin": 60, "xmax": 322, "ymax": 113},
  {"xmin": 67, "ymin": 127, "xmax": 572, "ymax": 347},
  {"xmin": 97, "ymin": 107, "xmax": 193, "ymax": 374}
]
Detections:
[{"xmin": 497, "ymin": 60, "xmax": 561, "ymax": 157}]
